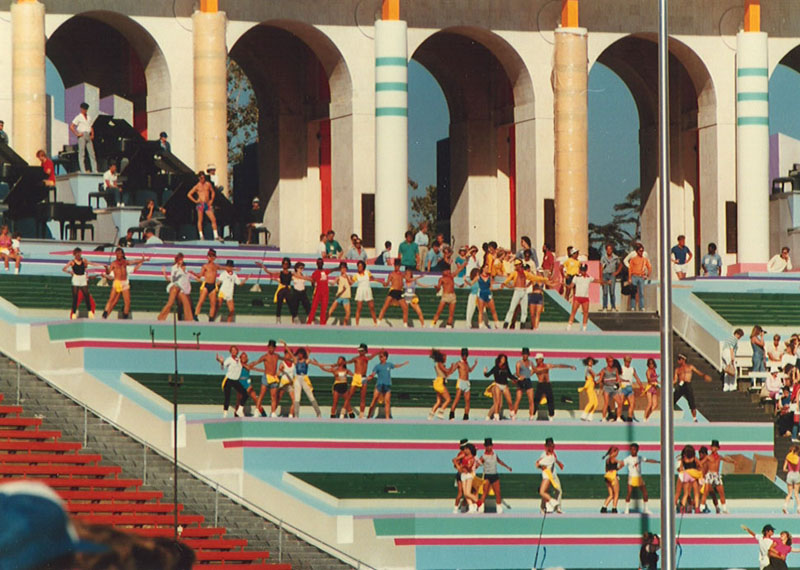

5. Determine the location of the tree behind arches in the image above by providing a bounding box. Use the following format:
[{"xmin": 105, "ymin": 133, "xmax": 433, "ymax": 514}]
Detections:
[{"xmin": 588, "ymin": 187, "xmax": 641, "ymax": 257}]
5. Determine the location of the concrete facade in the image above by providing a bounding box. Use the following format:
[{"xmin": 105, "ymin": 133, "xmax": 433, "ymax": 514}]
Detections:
[{"xmin": 0, "ymin": 1, "xmax": 797, "ymax": 257}]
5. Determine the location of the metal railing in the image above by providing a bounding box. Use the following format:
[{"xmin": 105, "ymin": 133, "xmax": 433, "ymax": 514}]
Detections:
[{"xmin": 8, "ymin": 355, "xmax": 374, "ymax": 570}]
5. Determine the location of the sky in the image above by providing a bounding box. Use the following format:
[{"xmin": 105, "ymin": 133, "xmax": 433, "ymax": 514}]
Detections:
[{"xmin": 45, "ymin": 54, "xmax": 800, "ymax": 229}]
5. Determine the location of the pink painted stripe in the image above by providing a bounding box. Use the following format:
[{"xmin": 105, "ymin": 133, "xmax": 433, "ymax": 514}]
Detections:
[
  {"xmin": 222, "ymin": 440, "xmax": 772, "ymax": 453},
  {"xmin": 61, "ymin": 340, "xmax": 659, "ymax": 360},
  {"xmin": 394, "ymin": 536, "xmax": 754, "ymax": 547}
]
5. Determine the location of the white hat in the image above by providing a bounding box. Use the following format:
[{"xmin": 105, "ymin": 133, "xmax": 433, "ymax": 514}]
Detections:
[
  {"xmin": 534, "ymin": 352, "xmax": 544, "ymax": 359},
  {"xmin": 207, "ymin": 163, "xmax": 216, "ymax": 171}
]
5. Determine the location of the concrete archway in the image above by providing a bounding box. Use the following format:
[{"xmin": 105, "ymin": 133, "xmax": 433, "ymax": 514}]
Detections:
[
  {"xmin": 411, "ymin": 27, "xmax": 535, "ymax": 249},
  {"xmin": 46, "ymin": 11, "xmax": 171, "ymax": 139},
  {"xmin": 593, "ymin": 35, "xmax": 717, "ymax": 276},
  {"xmin": 229, "ymin": 21, "xmax": 353, "ymax": 251}
]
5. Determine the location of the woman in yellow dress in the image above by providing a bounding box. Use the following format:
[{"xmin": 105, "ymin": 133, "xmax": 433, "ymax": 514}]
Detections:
[
  {"xmin": 578, "ymin": 357, "xmax": 598, "ymax": 421},
  {"xmin": 601, "ymin": 446, "xmax": 622, "ymax": 513},
  {"xmin": 428, "ymin": 349, "xmax": 454, "ymax": 420}
]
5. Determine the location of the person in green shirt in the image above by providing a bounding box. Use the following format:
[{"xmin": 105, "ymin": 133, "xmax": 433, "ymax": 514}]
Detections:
[
  {"xmin": 398, "ymin": 230, "xmax": 419, "ymax": 270},
  {"xmin": 324, "ymin": 230, "xmax": 343, "ymax": 259}
]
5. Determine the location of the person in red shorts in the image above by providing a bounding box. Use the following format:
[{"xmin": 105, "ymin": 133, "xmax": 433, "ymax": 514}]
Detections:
[
  {"xmin": 307, "ymin": 258, "xmax": 331, "ymax": 325},
  {"xmin": 567, "ymin": 264, "xmax": 606, "ymax": 331}
]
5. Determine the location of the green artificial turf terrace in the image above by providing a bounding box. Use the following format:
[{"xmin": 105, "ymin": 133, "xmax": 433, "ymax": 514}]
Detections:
[
  {"xmin": 291, "ymin": 472, "xmax": 783, "ymax": 500},
  {"xmin": 694, "ymin": 292, "xmax": 800, "ymax": 326}
]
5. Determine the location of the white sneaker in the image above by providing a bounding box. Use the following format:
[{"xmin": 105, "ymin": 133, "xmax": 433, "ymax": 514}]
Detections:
[
  {"xmin": 624, "ymin": 506, "xmax": 630, "ymax": 514},
  {"xmin": 234, "ymin": 407, "xmax": 243, "ymax": 418},
  {"xmin": 580, "ymin": 413, "xmax": 587, "ymax": 421},
  {"xmin": 468, "ymin": 504, "xmax": 477, "ymax": 513},
  {"xmin": 477, "ymin": 503, "xmax": 485, "ymax": 513},
  {"xmin": 510, "ymin": 411, "xmax": 517, "ymax": 421},
  {"xmin": 270, "ymin": 412, "xmax": 277, "ymax": 418},
  {"xmin": 496, "ymin": 505, "xmax": 503, "ymax": 514},
  {"xmin": 453, "ymin": 506, "xmax": 460, "ymax": 513},
  {"xmin": 436, "ymin": 409, "xmax": 445, "ymax": 419},
  {"xmin": 581, "ymin": 325, "xmax": 587, "ymax": 331},
  {"xmin": 339, "ymin": 411, "xmax": 345, "ymax": 419},
  {"xmin": 428, "ymin": 412, "xmax": 434, "ymax": 420},
  {"xmin": 493, "ymin": 413, "xmax": 500, "ymax": 421},
  {"xmin": 429, "ymin": 322, "xmax": 436, "ymax": 328},
  {"xmin": 643, "ymin": 507, "xmax": 652, "ymax": 515},
  {"xmin": 223, "ymin": 410, "xmax": 229, "ymax": 418},
  {"xmin": 566, "ymin": 324, "xmax": 572, "ymax": 331}
]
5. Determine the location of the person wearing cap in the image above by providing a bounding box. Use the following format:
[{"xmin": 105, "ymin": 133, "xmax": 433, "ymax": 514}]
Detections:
[
  {"xmin": 187, "ymin": 171, "xmax": 222, "ymax": 242},
  {"xmin": 476, "ymin": 437, "xmax": 512, "ymax": 513},
  {"xmin": 345, "ymin": 343, "xmax": 379, "ymax": 418},
  {"xmin": 206, "ymin": 163, "xmax": 218, "ymax": 186},
  {"xmin": 158, "ymin": 253, "xmax": 193, "ymax": 321},
  {"xmin": 742, "ymin": 523, "xmax": 776, "ymax": 570},
  {"xmin": 535, "ymin": 437, "xmax": 564, "ymax": 513},
  {"xmin": 501, "ymin": 259, "xmax": 549, "ymax": 329},
  {"xmin": 560, "ymin": 247, "xmax": 581, "ymax": 301},
  {"xmin": 673, "ymin": 353, "xmax": 711, "ymax": 422},
  {"xmin": 703, "ymin": 439, "xmax": 733, "ymax": 514},
  {"xmin": 621, "ymin": 442, "xmax": 658, "ymax": 515},
  {"xmin": 625, "ymin": 243, "xmax": 652, "ymax": 311},
  {"xmin": 783, "ymin": 444, "xmax": 800, "ymax": 514},
  {"xmin": 249, "ymin": 340, "xmax": 283, "ymax": 416},
  {"xmin": 246, "ymin": 197, "xmax": 268, "ymax": 244},
  {"xmin": 452, "ymin": 438, "xmax": 470, "ymax": 512},
  {"xmin": 69, "ymin": 102, "xmax": 97, "ymax": 173},
  {"xmin": 532, "ymin": 353, "xmax": 576, "ymax": 421},
  {"xmin": 449, "ymin": 348, "xmax": 477, "ymax": 421},
  {"xmin": 189, "ymin": 248, "xmax": 221, "ymax": 321},
  {"xmin": 0, "ymin": 480, "xmax": 108, "ymax": 569},
  {"xmin": 158, "ymin": 131, "xmax": 171, "ymax": 153},
  {"xmin": 216, "ymin": 345, "xmax": 248, "ymax": 418},
  {"xmin": 215, "ymin": 259, "xmax": 249, "ymax": 323}
]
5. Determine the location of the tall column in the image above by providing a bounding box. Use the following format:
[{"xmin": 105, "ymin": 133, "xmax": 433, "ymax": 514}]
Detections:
[
  {"xmin": 374, "ymin": 0, "xmax": 408, "ymax": 253},
  {"xmin": 553, "ymin": 3, "xmax": 588, "ymax": 257},
  {"xmin": 736, "ymin": 2, "xmax": 769, "ymax": 264},
  {"xmin": 11, "ymin": 0, "xmax": 46, "ymax": 164},
  {"xmin": 193, "ymin": 1, "xmax": 228, "ymax": 195}
]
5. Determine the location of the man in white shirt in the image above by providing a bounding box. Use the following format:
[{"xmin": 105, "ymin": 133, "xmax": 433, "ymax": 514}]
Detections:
[
  {"xmin": 768, "ymin": 334, "xmax": 785, "ymax": 368},
  {"xmin": 143, "ymin": 228, "xmax": 163, "ymax": 245},
  {"xmin": 69, "ymin": 102, "xmax": 97, "ymax": 173},
  {"xmin": 414, "ymin": 221, "xmax": 429, "ymax": 270},
  {"xmin": 216, "ymin": 346, "xmax": 246, "ymax": 417},
  {"xmin": 103, "ymin": 164, "xmax": 122, "ymax": 206},
  {"xmin": 742, "ymin": 524, "xmax": 775, "ymax": 570},
  {"xmin": 767, "ymin": 247, "xmax": 793, "ymax": 273}
]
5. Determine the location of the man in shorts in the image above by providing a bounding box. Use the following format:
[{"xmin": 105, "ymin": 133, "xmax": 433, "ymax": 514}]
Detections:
[
  {"xmin": 704, "ymin": 439, "xmax": 734, "ymax": 513},
  {"xmin": 187, "ymin": 171, "xmax": 222, "ymax": 241},
  {"xmin": 346, "ymin": 343, "xmax": 379, "ymax": 418},
  {"xmin": 191, "ymin": 248, "xmax": 220, "ymax": 321},
  {"xmin": 673, "ymin": 353, "xmax": 711, "ymax": 422},
  {"xmin": 366, "ymin": 350, "xmax": 408, "ymax": 420},
  {"xmin": 430, "ymin": 266, "xmax": 462, "ymax": 328},
  {"xmin": 102, "ymin": 248, "xmax": 147, "ymax": 319},
  {"xmin": 671, "ymin": 235, "xmax": 693, "ymax": 280},
  {"xmin": 250, "ymin": 340, "xmax": 282, "ymax": 417},
  {"xmin": 513, "ymin": 348, "xmax": 536, "ymax": 419},
  {"xmin": 449, "ymin": 348, "xmax": 477, "ymax": 420},
  {"xmin": 621, "ymin": 443, "xmax": 658, "ymax": 514},
  {"xmin": 377, "ymin": 259, "xmax": 408, "ymax": 326}
]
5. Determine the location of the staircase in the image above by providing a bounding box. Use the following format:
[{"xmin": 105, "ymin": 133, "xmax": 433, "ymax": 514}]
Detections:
[
  {"xmin": 591, "ymin": 313, "xmax": 783, "ymax": 466},
  {"xmin": 0, "ymin": 355, "xmax": 351, "ymax": 570}
]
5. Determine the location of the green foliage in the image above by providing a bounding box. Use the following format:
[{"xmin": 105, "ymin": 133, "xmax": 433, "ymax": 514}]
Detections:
[
  {"xmin": 589, "ymin": 187, "xmax": 642, "ymax": 253},
  {"xmin": 409, "ymin": 180, "xmax": 438, "ymax": 233},
  {"xmin": 227, "ymin": 59, "xmax": 259, "ymax": 187}
]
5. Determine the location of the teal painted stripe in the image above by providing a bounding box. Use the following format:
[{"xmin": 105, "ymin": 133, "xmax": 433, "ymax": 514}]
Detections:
[
  {"xmin": 737, "ymin": 92, "xmax": 768, "ymax": 101},
  {"xmin": 373, "ymin": 514, "xmax": 780, "ymax": 537},
  {"xmin": 376, "ymin": 57, "xmax": 407, "ymax": 67},
  {"xmin": 376, "ymin": 82, "xmax": 408, "ymax": 92},
  {"xmin": 203, "ymin": 417, "xmax": 773, "ymax": 443},
  {"xmin": 737, "ymin": 116, "xmax": 769, "ymax": 126},
  {"xmin": 376, "ymin": 107, "xmax": 408, "ymax": 117},
  {"xmin": 737, "ymin": 67, "xmax": 768, "ymax": 77}
]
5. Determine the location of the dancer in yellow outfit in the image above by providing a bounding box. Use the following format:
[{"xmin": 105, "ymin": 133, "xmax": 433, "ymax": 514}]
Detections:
[
  {"xmin": 578, "ymin": 356, "xmax": 598, "ymax": 421},
  {"xmin": 536, "ymin": 437, "xmax": 564, "ymax": 513},
  {"xmin": 428, "ymin": 349, "xmax": 455, "ymax": 420},
  {"xmin": 345, "ymin": 343, "xmax": 379, "ymax": 418},
  {"xmin": 601, "ymin": 446, "xmax": 622, "ymax": 513}
]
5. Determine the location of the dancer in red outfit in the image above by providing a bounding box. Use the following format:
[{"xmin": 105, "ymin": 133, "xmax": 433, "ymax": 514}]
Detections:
[{"xmin": 307, "ymin": 258, "xmax": 331, "ymax": 324}]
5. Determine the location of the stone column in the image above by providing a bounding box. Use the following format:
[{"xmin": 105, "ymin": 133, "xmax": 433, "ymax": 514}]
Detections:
[
  {"xmin": 11, "ymin": 0, "xmax": 46, "ymax": 164},
  {"xmin": 193, "ymin": 7, "xmax": 228, "ymax": 194},
  {"xmin": 735, "ymin": 30, "xmax": 769, "ymax": 265},
  {"xmin": 553, "ymin": 26, "xmax": 588, "ymax": 257},
  {"xmin": 374, "ymin": 15, "xmax": 408, "ymax": 252}
]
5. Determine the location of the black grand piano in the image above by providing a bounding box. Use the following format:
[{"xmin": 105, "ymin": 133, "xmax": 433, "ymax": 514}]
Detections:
[
  {"xmin": 60, "ymin": 116, "xmax": 234, "ymax": 241},
  {"xmin": 0, "ymin": 140, "xmax": 72, "ymax": 238}
]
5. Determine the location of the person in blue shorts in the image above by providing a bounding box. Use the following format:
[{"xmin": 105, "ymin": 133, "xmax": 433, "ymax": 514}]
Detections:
[{"xmin": 366, "ymin": 350, "xmax": 408, "ymax": 419}]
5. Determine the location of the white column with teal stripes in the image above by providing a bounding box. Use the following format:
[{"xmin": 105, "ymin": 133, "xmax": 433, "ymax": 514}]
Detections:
[
  {"xmin": 735, "ymin": 31, "xmax": 769, "ymax": 264},
  {"xmin": 374, "ymin": 19, "xmax": 408, "ymax": 253}
]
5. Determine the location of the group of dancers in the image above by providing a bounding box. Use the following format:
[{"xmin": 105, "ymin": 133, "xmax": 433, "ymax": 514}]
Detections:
[{"xmin": 452, "ymin": 437, "xmax": 512, "ymax": 513}]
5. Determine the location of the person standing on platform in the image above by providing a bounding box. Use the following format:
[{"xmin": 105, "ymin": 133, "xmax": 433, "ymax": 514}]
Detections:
[
  {"xmin": 307, "ymin": 258, "xmax": 331, "ymax": 325},
  {"xmin": 158, "ymin": 252, "xmax": 193, "ymax": 321},
  {"xmin": 502, "ymin": 259, "xmax": 549, "ymax": 329},
  {"xmin": 187, "ymin": 171, "xmax": 222, "ymax": 242},
  {"xmin": 36, "ymin": 150, "xmax": 55, "ymax": 189},
  {"xmin": 751, "ymin": 325, "xmax": 767, "ymax": 375},
  {"xmin": 101, "ymin": 248, "xmax": 147, "ymax": 320},
  {"xmin": 625, "ymin": 244, "xmax": 651, "ymax": 311},
  {"xmin": 741, "ymin": 523, "xmax": 776, "ymax": 570},
  {"xmin": 345, "ymin": 343, "xmax": 379, "ymax": 418},
  {"xmin": 366, "ymin": 350, "xmax": 409, "ymax": 419},
  {"xmin": 600, "ymin": 244, "xmax": 621, "ymax": 311},
  {"xmin": 700, "ymin": 242, "xmax": 723, "ymax": 277},
  {"xmin": 415, "ymin": 221, "xmax": 429, "ymax": 270},
  {"xmin": 536, "ymin": 437, "xmax": 564, "ymax": 513},
  {"xmin": 567, "ymin": 264, "xmax": 605, "ymax": 331},
  {"xmin": 323, "ymin": 230, "xmax": 343, "ymax": 259},
  {"xmin": 158, "ymin": 131, "xmax": 171, "ymax": 153},
  {"xmin": 69, "ymin": 102, "xmax": 97, "ymax": 173},
  {"xmin": 63, "ymin": 247, "xmax": 100, "ymax": 319},
  {"xmin": 671, "ymin": 235, "xmax": 693, "ymax": 280},
  {"xmin": 0, "ymin": 120, "xmax": 8, "ymax": 145},
  {"xmin": 216, "ymin": 346, "xmax": 247, "ymax": 418},
  {"xmin": 541, "ymin": 243, "xmax": 555, "ymax": 279},
  {"xmin": 191, "ymin": 248, "xmax": 221, "ymax": 321},
  {"xmin": 449, "ymin": 348, "xmax": 477, "ymax": 420},
  {"xmin": 398, "ymin": 230, "xmax": 420, "ymax": 270},
  {"xmin": 216, "ymin": 259, "xmax": 249, "ymax": 323}
]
